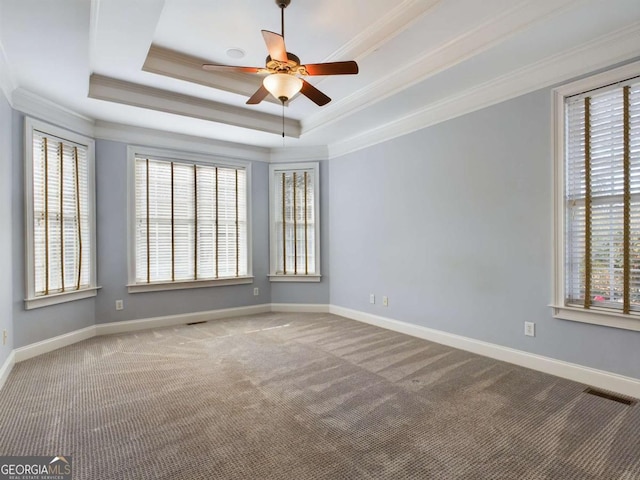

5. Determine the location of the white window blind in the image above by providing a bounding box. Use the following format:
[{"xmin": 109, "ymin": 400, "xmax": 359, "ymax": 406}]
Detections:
[
  {"xmin": 565, "ymin": 78, "xmax": 640, "ymax": 313},
  {"xmin": 271, "ymin": 165, "xmax": 318, "ymax": 276},
  {"xmin": 134, "ymin": 157, "xmax": 247, "ymax": 284},
  {"xmin": 32, "ymin": 130, "xmax": 91, "ymax": 296}
]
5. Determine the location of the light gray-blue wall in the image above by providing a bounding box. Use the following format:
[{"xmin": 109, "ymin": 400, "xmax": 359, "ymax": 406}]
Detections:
[
  {"xmin": 94, "ymin": 139, "xmax": 272, "ymax": 324},
  {"xmin": 0, "ymin": 90, "xmax": 13, "ymax": 364},
  {"xmin": 11, "ymin": 112, "xmax": 95, "ymax": 348},
  {"xmin": 7, "ymin": 73, "xmax": 639, "ymax": 382},
  {"xmin": 270, "ymin": 160, "xmax": 330, "ymax": 305},
  {"xmin": 329, "ymin": 87, "xmax": 640, "ymax": 379}
]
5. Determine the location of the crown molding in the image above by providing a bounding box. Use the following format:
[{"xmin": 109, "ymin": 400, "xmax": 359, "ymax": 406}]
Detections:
[
  {"xmin": 8, "ymin": 16, "xmax": 638, "ymax": 164},
  {"xmin": 94, "ymin": 120, "xmax": 270, "ymax": 163},
  {"xmin": 9, "ymin": 87, "xmax": 273, "ymax": 163},
  {"xmin": 323, "ymin": 0, "xmax": 440, "ymax": 63},
  {"xmin": 88, "ymin": 74, "xmax": 301, "ymax": 137},
  {"xmin": 269, "ymin": 145, "xmax": 328, "ymax": 163},
  {"xmin": 12, "ymin": 88, "xmax": 95, "ymax": 136},
  {"xmin": 8, "ymin": 86, "xmax": 278, "ymax": 162},
  {"xmin": 328, "ymin": 22, "xmax": 640, "ymax": 159},
  {"xmin": 303, "ymin": 0, "xmax": 580, "ymax": 137}
]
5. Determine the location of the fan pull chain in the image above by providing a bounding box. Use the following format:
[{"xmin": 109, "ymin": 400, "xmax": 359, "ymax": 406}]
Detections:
[{"xmin": 282, "ymin": 100, "xmax": 285, "ymax": 145}]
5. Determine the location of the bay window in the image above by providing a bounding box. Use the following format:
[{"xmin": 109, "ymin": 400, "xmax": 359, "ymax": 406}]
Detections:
[{"xmin": 128, "ymin": 147, "xmax": 251, "ymax": 292}]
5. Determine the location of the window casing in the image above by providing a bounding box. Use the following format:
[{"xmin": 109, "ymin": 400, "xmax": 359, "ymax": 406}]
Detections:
[
  {"xmin": 24, "ymin": 118, "xmax": 97, "ymax": 309},
  {"xmin": 269, "ymin": 162, "xmax": 321, "ymax": 282},
  {"xmin": 127, "ymin": 147, "xmax": 252, "ymax": 292},
  {"xmin": 553, "ymin": 61, "xmax": 640, "ymax": 331}
]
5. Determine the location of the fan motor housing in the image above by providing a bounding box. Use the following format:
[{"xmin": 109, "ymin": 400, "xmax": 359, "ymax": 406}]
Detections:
[{"xmin": 266, "ymin": 52, "xmax": 301, "ymax": 73}]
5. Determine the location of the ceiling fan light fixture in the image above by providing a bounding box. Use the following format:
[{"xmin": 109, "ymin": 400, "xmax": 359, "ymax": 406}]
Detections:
[
  {"xmin": 202, "ymin": 0, "xmax": 358, "ymax": 110},
  {"xmin": 263, "ymin": 73, "xmax": 302, "ymax": 102}
]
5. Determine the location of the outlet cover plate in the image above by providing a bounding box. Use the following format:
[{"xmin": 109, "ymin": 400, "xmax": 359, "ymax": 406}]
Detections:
[{"xmin": 524, "ymin": 321, "xmax": 535, "ymax": 337}]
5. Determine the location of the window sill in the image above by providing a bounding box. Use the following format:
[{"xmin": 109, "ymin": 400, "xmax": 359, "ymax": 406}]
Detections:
[
  {"xmin": 25, "ymin": 287, "xmax": 100, "ymax": 310},
  {"xmin": 127, "ymin": 276, "xmax": 254, "ymax": 293},
  {"xmin": 550, "ymin": 304, "xmax": 640, "ymax": 332},
  {"xmin": 269, "ymin": 274, "xmax": 322, "ymax": 283}
]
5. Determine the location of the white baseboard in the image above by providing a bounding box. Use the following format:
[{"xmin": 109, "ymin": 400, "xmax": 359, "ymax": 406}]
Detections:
[
  {"xmin": 271, "ymin": 303, "xmax": 330, "ymax": 313},
  {"xmin": 7, "ymin": 302, "xmax": 639, "ymax": 399},
  {"xmin": 95, "ymin": 303, "xmax": 272, "ymax": 336},
  {"xmin": 5, "ymin": 304, "xmax": 272, "ymax": 377},
  {"xmin": 14, "ymin": 325, "xmax": 96, "ymax": 363},
  {"xmin": 0, "ymin": 350, "xmax": 15, "ymax": 390},
  {"xmin": 330, "ymin": 305, "xmax": 640, "ymax": 399}
]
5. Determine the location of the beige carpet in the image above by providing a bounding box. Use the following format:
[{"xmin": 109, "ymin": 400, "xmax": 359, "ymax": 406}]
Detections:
[{"xmin": 0, "ymin": 312, "xmax": 638, "ymax": 479}]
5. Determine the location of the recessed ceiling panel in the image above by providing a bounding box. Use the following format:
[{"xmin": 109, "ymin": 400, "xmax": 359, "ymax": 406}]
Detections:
[
  {"xmin": 153, "ymin": 0, "xmax": 395, "ymax": 67},
  {"xmin": 0, "ymin": 0, "xmax": 638, "ymax": 152}
]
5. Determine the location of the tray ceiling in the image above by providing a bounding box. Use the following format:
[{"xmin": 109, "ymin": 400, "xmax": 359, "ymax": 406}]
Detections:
[{"xmin": 0, "ymin": 0, "xmax": 639, "ymax": 154}]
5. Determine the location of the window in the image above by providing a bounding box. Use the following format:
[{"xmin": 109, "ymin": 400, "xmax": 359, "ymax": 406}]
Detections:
[
  {"xmin": 128, "ymin": 147, "xmax": 251, "ymax": 292},
  {"xmin": 553, "ymin": 62, "xmax": 640, "ymax": 331},
  {"xmin": 24, "ymin": 118, "xmax": 97, "ymax": 309},
  {"xmin": 269, "ymin": 162, "xmax": 320, "ymax": 282}
]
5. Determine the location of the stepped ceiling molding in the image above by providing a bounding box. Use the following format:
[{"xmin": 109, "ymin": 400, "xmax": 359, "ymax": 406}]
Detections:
[{"xmin": 0, "ymin": 0, "xmax": 639, "ymax": 157}]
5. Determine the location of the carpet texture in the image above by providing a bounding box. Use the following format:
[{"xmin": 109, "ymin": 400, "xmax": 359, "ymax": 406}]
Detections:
[{"xmin": 0, "ymin": 312, "xmax": 638, "ymax": 479}]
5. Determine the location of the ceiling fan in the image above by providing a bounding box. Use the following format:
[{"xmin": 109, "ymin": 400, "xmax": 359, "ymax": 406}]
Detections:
[{"xmin": 202, "ymin": 0, "xmax": 359, "ymax": 107}]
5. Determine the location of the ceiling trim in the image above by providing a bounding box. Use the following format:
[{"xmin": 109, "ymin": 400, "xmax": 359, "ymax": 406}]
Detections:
[
  {"xmin": 88, "ymin": 74, "xmax": 301, "ymax": 137},
  {"xmin": 12, "ymin": 88, "xmax": 95, "ymax": 137},
  {"xmin": 328, "ymin": 23, "xmax": 640, "ymax": 159},
  {"xmin": 9, "ymin": 86, "xmax": 284, "ymax": 163},
  {"xmin": 322, "ymin": 0, "xmax": 440, "ymax": 62},
  {"xmin": 95, "ymin": 121, "xmax": 270, "ymax": 163},
  {"xmin": 8, "ymin": 87, "xmax": 277, "ymax": 163},
  {"xmin": 302, "ymin": 0, "xmax": 580, "ymax": 137},
  {"xmin": 142, "ymin": 45, "xmax": 280, "ymax": 105}
]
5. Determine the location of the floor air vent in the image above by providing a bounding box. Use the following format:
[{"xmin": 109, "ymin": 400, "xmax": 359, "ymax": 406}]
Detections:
[
  {"xmin": 584, "ymin": 388, "xmax": 636, "ymax": 406},
  {"xmin": 186, "ymin": 321, "xmax": 207, "ymax": 326}
]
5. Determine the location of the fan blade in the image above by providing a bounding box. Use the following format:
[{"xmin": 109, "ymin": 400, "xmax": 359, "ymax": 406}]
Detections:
[
  {"xmin": 203, "ymin": 64, "xmax": 262, "ymax": 74},
  {"xmin": 300, "ymin": 80, "xmax": 331, "ymax": 106},
  {"xmin": 246, "ymin": 85, "xmax": 270, "ymax": 105},
  {"xmin": 262, "ymin": 30, "xmax": 288, "ymax": 62},
  {"xmin": 303, "ymin": 61, "xmax": 359, "ymax": 76}
]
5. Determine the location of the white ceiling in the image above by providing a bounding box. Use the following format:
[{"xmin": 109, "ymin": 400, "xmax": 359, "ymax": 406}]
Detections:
[{"xmin": 0, "ymin": 0, "xmax": 639, "ymax": 155}]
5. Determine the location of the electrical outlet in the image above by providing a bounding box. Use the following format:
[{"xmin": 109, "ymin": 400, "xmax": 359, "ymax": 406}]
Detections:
[
  {"xmin": 382, "ymin": 296, "xmax": 389, "ymax": 307},
  {"xmin": 524, "ymin": 321, "xmax": 535, "ymax": 337},
  {"xmin": 369, "ymin": 294, "xmax": 375, "ymax": 304},
  {"xmin": 254, "ymin": 287, "xmax": 259, "ymax": 296},
  {"xmin": 115, "ymin": 300, "xmax": 124, "ymax": 311},
  {"xmin": 2, "ymin": 329, "xmax": 7, "ymax": 346}
]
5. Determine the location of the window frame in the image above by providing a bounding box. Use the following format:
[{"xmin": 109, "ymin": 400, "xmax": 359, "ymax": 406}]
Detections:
[
  {"xmin": 268, "ymin": 162, "xmax": 321, "ymax": 282},
  {"xmin": 552, "ymin": 60, "xmax": 640, "ymax": 332},
  {"xmin": 24, "ymin": 117, "xmax": 98, "ymax": 309},
  {"xmin": 126, "ymin": 145, "xmax": 253, "ymax": 293}
]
